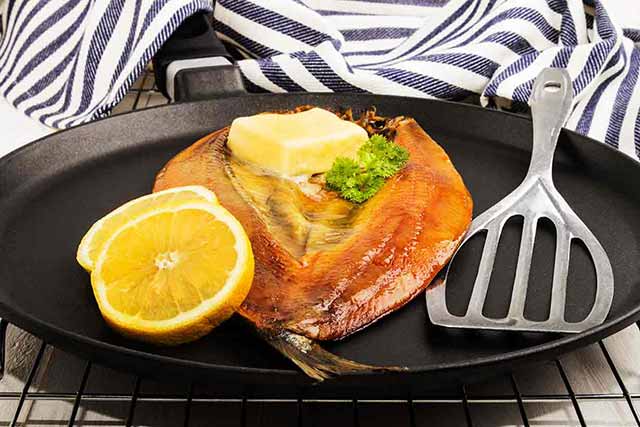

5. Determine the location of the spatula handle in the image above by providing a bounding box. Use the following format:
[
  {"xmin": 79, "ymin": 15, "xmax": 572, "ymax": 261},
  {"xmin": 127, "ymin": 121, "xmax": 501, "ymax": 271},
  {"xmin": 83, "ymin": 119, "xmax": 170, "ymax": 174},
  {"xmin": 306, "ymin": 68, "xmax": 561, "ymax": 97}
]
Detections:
[{"xmin": 528, "ymin": 68, "xmax": 574, "ymax": 180}]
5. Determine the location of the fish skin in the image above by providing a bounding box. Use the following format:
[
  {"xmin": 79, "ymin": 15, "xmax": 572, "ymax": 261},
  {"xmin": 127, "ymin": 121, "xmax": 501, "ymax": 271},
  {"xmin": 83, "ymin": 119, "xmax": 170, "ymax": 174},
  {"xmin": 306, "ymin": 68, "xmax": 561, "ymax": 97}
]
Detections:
[{"xmin": 153, "ymin": 115, "xmax": 472, "ymax": 378}]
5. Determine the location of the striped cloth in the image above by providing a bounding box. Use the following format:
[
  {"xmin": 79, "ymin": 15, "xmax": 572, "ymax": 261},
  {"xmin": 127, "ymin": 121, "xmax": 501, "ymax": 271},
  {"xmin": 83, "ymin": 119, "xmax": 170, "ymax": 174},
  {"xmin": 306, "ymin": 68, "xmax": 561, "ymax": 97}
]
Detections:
[
  {"xmin": 0, "ymin": 0, "xmax": 212, "ymax": 129},
  {"xmin": 0, "ymin": 1, "xmax": 638, "ymax": 160},
  {"xmin": 214, "ymin": 0, "xmax": 640, "ymax": 160}
]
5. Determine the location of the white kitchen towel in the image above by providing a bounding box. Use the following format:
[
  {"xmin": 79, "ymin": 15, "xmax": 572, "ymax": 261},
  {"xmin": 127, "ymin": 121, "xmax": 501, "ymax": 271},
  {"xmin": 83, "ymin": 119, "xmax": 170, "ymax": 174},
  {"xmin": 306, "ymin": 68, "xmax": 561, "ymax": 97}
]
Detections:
[
  {"xmin": 0, "ymin": 0, "xmax": 212, "ymax": 132},
  {"xmin": 214, "ymin": 0, "xmax": 640, "ymax": 160}
]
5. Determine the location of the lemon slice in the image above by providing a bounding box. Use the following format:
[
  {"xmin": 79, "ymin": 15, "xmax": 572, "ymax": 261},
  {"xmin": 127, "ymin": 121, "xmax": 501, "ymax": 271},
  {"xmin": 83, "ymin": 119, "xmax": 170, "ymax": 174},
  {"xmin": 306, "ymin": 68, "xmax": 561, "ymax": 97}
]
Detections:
[
  {"xmin": 77, "ymin": 186, "xmax": 217, "ymax": 271},
  {"xmin": 90, "ymin": 202, "xmax": 254, "ymax": 345}
]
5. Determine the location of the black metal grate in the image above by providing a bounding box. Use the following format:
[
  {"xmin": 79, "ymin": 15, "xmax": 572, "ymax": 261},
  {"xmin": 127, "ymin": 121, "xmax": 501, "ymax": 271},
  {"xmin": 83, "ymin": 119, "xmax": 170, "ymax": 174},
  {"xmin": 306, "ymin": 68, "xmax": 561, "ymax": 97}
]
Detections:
[
  {"xmin": 3, "ymin": 337, "xmax": 640, "ymax": 426},
  {"xmin": 2, "ymin": 70, "xmax": 639, "ymax": 426},
  {"xmin": 2, "ymin": 329, "xmax": 640, "ymax": 427}
]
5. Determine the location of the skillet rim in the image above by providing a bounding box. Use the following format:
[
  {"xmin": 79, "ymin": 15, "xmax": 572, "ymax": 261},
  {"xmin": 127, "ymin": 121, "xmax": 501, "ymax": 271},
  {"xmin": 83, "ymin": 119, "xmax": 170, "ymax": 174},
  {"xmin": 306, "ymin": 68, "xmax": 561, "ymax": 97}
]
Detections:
[{"xmin": 1, "ymin": 92, "xmax": 639, "ymax": 380}]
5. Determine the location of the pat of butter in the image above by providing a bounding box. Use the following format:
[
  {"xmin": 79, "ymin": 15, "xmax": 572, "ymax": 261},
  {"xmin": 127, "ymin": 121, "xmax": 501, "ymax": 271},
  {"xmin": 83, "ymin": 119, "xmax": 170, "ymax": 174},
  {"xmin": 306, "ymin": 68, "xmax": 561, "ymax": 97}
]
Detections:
[{"xmin": 227, "ymin": 108, "xmax": 368, "ymax": 176}]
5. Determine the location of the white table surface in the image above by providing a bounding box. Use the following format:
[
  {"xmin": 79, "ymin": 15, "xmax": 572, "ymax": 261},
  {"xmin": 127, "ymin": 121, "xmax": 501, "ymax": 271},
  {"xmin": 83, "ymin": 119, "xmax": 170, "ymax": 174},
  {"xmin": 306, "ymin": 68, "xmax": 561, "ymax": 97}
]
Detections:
[{"xmin": 1, "ymin": 2, "xmax": 640, "ymax": 426}]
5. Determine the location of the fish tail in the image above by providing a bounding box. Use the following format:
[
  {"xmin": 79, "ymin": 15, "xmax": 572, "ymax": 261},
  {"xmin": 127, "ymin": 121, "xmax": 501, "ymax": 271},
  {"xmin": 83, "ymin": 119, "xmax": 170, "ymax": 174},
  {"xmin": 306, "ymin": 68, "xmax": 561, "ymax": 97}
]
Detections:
[{"xmin": 259, "ymin": 329, "xmax": 405, "ymax": 381}]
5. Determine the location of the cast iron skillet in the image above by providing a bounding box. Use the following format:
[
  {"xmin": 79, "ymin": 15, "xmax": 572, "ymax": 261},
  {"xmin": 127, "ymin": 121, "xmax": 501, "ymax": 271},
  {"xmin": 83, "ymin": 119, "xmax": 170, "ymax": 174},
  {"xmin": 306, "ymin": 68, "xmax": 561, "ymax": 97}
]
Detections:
[{"xmin": 0, "ymin": 15, "xmax": 639, "ymax": 398}]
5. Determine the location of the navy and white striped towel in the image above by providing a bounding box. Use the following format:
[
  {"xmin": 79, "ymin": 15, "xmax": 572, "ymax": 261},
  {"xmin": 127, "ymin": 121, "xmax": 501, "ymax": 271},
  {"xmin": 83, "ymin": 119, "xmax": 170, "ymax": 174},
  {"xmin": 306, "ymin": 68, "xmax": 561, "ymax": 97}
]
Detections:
[
  {"xmin": 0, "ymin": 0, "xmax": 639, "ymax": 162},
  {"xmin": 214, "ymin": 0, "xmax": 640, "ymax": 160},
  {"xmin": 0, "ymin": 0, "xmax": 212, "ymax": 133}
]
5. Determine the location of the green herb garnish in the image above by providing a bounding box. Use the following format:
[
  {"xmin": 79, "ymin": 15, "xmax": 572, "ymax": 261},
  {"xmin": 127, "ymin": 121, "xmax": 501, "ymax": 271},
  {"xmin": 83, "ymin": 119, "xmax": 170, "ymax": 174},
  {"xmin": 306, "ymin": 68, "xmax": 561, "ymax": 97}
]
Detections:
[{"xmin": 325, "ymin": 134, "xmax": 409, "ymax": 203}]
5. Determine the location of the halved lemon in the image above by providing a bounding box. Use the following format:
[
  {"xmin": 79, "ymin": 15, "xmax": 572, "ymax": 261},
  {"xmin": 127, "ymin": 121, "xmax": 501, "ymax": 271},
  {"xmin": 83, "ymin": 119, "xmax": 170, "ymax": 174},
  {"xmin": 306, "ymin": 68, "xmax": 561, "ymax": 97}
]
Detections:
[
  {"xmin": 77, "ymin": 186, "xmax": 217, "ymax": 271},
  {"xmin": 90, "ymin": 202, "xmax": 253, "ymax": 345}
]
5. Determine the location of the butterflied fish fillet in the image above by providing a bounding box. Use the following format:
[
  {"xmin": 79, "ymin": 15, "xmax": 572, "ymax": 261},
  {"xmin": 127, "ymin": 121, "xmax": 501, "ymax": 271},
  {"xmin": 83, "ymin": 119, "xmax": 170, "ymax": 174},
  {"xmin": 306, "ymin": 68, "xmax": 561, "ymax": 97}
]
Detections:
[{"xmin": 153, "ymin": 108, "xmax": 473, "ymax": 380}]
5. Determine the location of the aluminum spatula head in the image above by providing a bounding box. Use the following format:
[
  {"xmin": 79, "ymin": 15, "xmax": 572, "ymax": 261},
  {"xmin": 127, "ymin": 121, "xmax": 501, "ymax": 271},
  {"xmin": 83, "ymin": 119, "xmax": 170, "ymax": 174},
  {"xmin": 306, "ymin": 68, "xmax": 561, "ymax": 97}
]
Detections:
[{"xmin": 426, "ymin": 68, "xmax": 614, "ymax": 333}]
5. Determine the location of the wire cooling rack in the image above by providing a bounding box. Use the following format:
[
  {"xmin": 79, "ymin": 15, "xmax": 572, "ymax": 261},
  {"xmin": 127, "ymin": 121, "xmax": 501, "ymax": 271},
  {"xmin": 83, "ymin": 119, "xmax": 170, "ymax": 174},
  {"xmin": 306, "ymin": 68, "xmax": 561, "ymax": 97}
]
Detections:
[{"xmin": 2, "ymin": 70, "xmax": 640, "ymax": 427}]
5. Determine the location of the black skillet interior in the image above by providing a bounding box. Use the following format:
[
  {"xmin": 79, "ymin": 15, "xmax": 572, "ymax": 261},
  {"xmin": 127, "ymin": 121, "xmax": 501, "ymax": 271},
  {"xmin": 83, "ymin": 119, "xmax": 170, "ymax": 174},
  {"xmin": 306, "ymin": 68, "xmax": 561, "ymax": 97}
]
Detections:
[
  {"xmin": 1, "ymin": 12, "xmax": 640, "ymax": 398},
  {"xmin": 1, "ymin": 93, "xmax": 640, "ymax": 398}
]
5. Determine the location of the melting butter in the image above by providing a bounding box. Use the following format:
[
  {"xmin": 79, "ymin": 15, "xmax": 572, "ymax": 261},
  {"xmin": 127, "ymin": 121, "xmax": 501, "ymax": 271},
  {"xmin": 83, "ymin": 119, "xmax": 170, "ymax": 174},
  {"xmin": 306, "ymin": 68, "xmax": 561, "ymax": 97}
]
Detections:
[
  {"xmin": 227, "ymin": 107, "xmax": 368, "ymax": 176},
  {"xmin": 225, "ymin": 153, "xmax": 363, "ymax": 258}
]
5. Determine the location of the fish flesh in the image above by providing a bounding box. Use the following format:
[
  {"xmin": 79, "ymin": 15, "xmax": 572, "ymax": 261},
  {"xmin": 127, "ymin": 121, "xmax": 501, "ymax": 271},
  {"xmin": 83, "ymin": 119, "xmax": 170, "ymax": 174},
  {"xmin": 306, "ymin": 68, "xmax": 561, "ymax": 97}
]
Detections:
[{"xmin": 153, "ymin": 108, "xmax": 473, "ymax": 379}]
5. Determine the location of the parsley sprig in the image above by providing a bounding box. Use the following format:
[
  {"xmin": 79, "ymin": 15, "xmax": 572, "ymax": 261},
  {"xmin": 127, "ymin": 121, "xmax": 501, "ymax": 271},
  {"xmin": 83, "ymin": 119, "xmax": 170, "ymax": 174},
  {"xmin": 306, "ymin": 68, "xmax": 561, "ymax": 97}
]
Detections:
[{"xmin": 325, "ymin": 134, "xmax": 409, "ymax": 203}]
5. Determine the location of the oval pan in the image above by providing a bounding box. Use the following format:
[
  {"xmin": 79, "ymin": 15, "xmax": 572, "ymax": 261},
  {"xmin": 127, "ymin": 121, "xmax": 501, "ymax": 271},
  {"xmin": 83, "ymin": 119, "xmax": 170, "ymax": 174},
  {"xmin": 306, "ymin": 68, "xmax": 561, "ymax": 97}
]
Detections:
[{"xmin": 0, "ymin": 94, "xmax": 639, "ymax": 398}]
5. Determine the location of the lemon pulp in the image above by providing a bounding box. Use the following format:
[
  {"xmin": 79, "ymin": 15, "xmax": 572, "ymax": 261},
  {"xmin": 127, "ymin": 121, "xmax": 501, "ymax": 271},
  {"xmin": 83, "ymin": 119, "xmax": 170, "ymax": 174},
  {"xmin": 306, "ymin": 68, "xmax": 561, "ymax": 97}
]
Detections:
[
  {"xmin": 89, "ymin": 201, "xmax": 253, "ymax": 345},
  {"xmin": 77, "ymin": 185, "xmax": 217, "ymax": 272}
]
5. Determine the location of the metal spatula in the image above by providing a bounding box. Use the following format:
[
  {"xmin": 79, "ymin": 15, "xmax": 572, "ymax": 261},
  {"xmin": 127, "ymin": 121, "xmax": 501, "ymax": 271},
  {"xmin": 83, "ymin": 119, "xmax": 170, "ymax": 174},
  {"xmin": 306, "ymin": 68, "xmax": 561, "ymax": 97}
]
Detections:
[{"xmin": 426, "ymin": 68, "xmax": 614, "ymax": 333}]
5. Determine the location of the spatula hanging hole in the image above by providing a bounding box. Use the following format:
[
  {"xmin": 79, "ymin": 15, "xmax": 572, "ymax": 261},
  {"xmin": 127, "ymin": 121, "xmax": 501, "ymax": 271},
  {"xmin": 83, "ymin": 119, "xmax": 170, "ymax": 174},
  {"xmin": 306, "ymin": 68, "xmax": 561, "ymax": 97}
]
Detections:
[
  {"xmin": 544, "ymin": 81, "xmax": 562, "ymax": 93},
  {"xmin": 523, "ymin": 218, "xmax": 556, "ymax": 322},
  {"xmin": 483, "ymin": 216, "xmax": 523, "ymax": 319},
  {"xmin": 565, "ymin": 238, "xmax": 597, "ymax": 323},
  {"xmin": 445, "ymin": 230, "xmax": 487, "ymax": 317}
]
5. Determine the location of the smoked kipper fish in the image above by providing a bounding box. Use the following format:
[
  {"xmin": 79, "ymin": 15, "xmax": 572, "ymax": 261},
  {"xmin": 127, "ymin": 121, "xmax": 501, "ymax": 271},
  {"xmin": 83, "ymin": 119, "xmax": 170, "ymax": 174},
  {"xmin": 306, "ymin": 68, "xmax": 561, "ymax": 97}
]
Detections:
[{"xmin": 153, "ymin": 107, "xmax": 473, "ymax": 380}]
